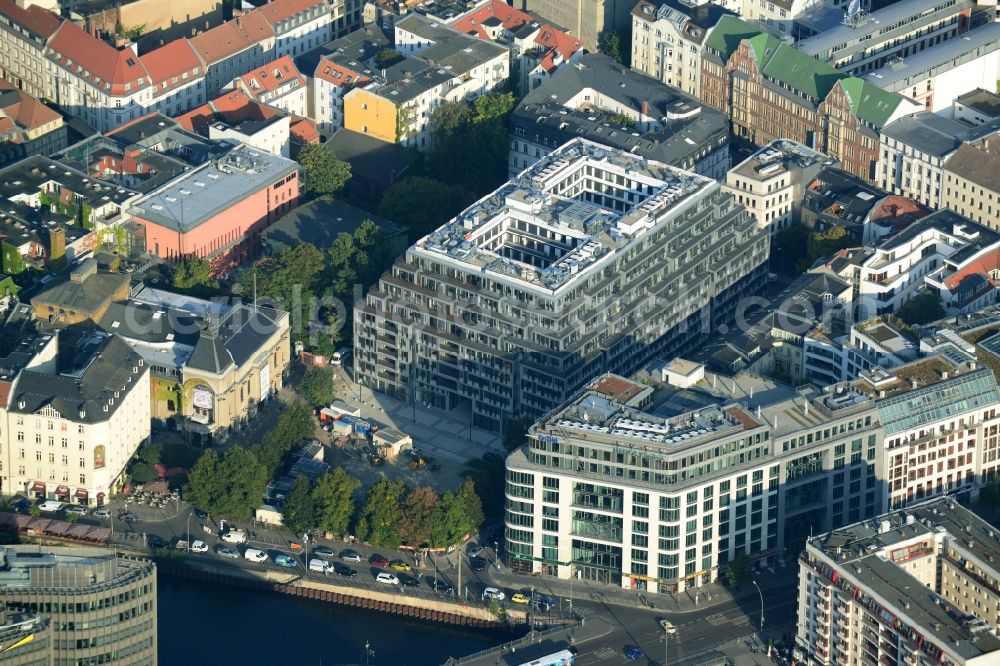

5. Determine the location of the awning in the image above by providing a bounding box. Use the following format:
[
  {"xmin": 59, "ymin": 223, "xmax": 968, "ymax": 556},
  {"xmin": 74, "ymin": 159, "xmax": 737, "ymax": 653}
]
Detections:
[
  {"xmin": 55, "ymin": 485, "xmax": 70, "ymax": 496},
  {"xmin": 31, "ymin": 482, "xmax": 45, "ymax": 493},
  {"xmin": 96, "ymin": 492, "xmax": 106, "ymax": 500},
  {"xmin": 75, "ymin": 489, "xmax": 88, "ymax": 499}
]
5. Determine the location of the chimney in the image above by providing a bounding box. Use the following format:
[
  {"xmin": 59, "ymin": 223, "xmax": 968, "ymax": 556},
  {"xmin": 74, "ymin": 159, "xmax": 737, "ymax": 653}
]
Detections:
[
  {"xmin": 641, "ymin": 100, "xmax": 649, "ymax": 116},
  {"xmin": 47, "ymin": 226, "xmax": 66, "ymax": 263}
]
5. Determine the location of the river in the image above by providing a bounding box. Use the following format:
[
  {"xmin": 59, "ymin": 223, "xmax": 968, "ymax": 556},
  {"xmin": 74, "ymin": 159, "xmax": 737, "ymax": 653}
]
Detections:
[{"xmin": 157, "ymin": 575, "xmax": 510, "ymax": 665}]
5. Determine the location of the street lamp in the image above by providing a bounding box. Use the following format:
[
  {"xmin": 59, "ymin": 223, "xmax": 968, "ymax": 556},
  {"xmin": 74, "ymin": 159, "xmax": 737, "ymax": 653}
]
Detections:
[
  {"xmin": 186, "ymin": 513, "xmax": 191, "ymax": 553},
  {"xmin": 529, "ymin": 586, "xmax": 535, "ymax": 640},
  {"xmin": 752, "ymin": 579, "xmax": 765, "ymax": 633},
  {"xmin": 661, "ymin": 620, "xmax": 676, "ymax": 666},
  {"xmin": 494, "ymin": 541, "xmax": 499, "ymax": 570}
]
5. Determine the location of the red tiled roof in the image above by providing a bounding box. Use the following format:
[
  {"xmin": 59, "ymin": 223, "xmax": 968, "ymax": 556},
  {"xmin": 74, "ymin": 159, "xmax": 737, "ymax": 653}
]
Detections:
[
  {"xmin": 0, "ymin": 0, "xmax": 61, "ymax": 40},
  {"xmin": 189, "ymin": 12, "xmax": 274, "ymax": 67},
  {"xmin": 48, "ymin": 21, "xmax": 150, "ymax": 95},
  {"xmin": 176, "ymin": 89, "xmax": 283, "ymax": 134},
  {"xmin": 290, "ymin": 116, "xmax": 319, "ymax": 144},
  {"xmin": 944, "ymin": 247, "xmax": 1000, "ymax": 290},
  {"xmin": 0, "ymin": 80, "xmax": 61, "ymax": 130},
  {"xmin": 0, "ymin": 117, "xmax": 20, "ymax": 143},
  {"xmin": 534, "ymin": 25, "xmax": 583, "ymax": 73},
  {"xmin": 251, "ymin": 0, "xmax": 327, "ymax": 26},
  {"xmin": 237, "ymin": 55, "xmax": 304, "ymax": 98},
  {"xmin": 314, "ymin": 59, "xmax": 368, "ymax": 88},
  {"xmin": 140, "ymin": 39, "xmax": 202, "ymax": 91}
]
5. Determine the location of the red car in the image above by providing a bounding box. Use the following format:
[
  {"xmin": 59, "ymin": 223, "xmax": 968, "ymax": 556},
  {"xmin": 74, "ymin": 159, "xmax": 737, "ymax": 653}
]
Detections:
[{"xmin": 370, "ymin": 554, "xmax": 389, "ymax": 568}]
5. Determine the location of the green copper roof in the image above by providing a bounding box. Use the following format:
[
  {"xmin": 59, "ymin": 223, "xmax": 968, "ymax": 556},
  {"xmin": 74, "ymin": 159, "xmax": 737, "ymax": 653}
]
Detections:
[
  {"xmin": 759, "ymin": 42, "xmax": 846, "ymax": 101},
  {"xmin": 746, "ymin": 33, "xmax": 782, "ymax": 66},
  {"xmin": 837, "ymin": 77, "xmax": 904, "ymax": 128},
  {"xmin": 704, "ymin": 15, "xmax": 762, "ymax": 59}
]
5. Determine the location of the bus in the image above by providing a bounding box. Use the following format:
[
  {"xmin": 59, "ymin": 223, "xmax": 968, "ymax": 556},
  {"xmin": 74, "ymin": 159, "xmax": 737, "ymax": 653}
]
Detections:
[{"xmin": 516, "ymin": 649, "xmax": 575, "ymax": 666}]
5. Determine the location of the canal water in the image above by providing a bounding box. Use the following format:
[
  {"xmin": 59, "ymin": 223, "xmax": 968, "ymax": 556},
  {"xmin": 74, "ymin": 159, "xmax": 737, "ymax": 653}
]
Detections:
[{"xmin": 157, "ymin": 576, "xmax": 508, "ymax": 665}]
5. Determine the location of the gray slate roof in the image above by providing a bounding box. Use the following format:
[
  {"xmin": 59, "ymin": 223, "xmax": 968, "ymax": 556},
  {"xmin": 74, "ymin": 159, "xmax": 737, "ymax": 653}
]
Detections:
[{"xmin": 881, "ymin": 112, "xmax": 971, "ymax": 158}]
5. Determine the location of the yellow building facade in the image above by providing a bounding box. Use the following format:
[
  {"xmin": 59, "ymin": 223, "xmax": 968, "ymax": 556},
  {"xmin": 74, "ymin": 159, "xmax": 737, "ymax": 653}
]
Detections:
[{"xmin": 343, "ymin": 88, "xmax": 398, "ymax": 144}]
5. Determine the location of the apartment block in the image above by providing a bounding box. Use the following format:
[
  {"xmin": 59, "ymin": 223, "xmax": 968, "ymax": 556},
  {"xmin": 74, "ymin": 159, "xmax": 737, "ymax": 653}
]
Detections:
[
  {"xmin": 255, "ymin": 0, "xmax": 334, "ymax": 58},
  {"xmin": 520, "ymin": 0, "xmax": 633, "ymax": 51},
  {"xmin": 354, "ymin": 138, "xmax": 769, "ymax": 431},
  {"xmin": 230, "ymin": 55, "xmax": 308, "ymax": 119},
  {"xmin": 796, "ymin": 499, "xmax": 1000, "ymax": 665},
  {"xmin": 942, "ymin": 135, "xmax": 1000, "ymax": 229},
  {"xmin": 450, "ymin": 0, "xmax": 584, "ymax": 95},
  {"xmin": 722, "ymin": 139, "xmax": 835, "ymax": 236},
  {"xmin": 797, "ymin": 0, "xmax": 976, "ymax": 76},
  {"xmin": 954, "ymin": 88, "xmax": 1000, "ymax": 127},
  {"xmin": 509, "ymin": 53, "xmax": 730, "ymax": 181},
  {"xmin": 128, "ymin": 144, "xmax": 299, "ymax": 274},
  {"xmin": 309, "ymin": 23, "xmax": 386, "ymax": 133},
  {"xmin": 0, "ymin": 81, "xmax": 66, "ymax": 164},
  {"xmin": 0, "ymin": 322, "xmax": 151, "ymax": 506},
  {"xmin": 701, "ymin": 16, "xmax": 920, "ymax": 183},
  {"xmin": 630, "ymin": 0, "xmax": 735, "ymax": 98}
]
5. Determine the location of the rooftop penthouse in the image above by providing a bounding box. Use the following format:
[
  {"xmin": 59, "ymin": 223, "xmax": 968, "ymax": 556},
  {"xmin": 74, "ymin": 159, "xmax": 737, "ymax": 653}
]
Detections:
[{"xmin": 417, "ymin": 138, "xmax": 714, "ymax": 293}]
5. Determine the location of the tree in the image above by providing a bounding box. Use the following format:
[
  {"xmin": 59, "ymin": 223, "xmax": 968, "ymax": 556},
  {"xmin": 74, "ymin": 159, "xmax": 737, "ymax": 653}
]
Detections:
[
  {"xmin": 249, "ymin": 244, "xmax": 326, "ymax": 341},
  {"xmin": 297, "ymin": 144, "xmax": 351, "ymax": 198},
  {"xmin": 598, "ymin": 30, "xmax": 623, "ymax": 64},
  {"xmin": 313, "ymin": 467, "xmax": 361, "ymax": 535},
  {"xmin": 130, "ymin": 463, "xmax": 158, "ymax": 485},
  {"xmin": 283, "ymin": 475, "xmax": 315, "ymax": 536},
  {"xmin": 807, "ymin": 226, "xmax": 855, "ymax": 265},
  {"xmin": 214, "ymin": 447, "xmax": 268, "ymax": 520},
  {"xmin": 726, "ymin": 551, "xmax": 752, "ymax": 588},
  {"xmin": 427, "ymin": 479, "xmax": 483, "ymax": 548},
  {"xmin": 374, "ymin": 48, "xmax": 404, "ymax": 69},
  {"xmin": 355, "ymin": 478, "xmax": 405, "ymax": 548},
  {"xmin": 139, "ymin": 440, "xmax": 163, "ymax": 466},
  {"xmin": 269, "ymin": 401, "xmax": 315, "ymax": 454},
  {"xmin": 429, "ymin": 101, "xmax": 471, "ymax": 142},
  {"xmin": 172, "ymin": 257, "xmax": 218, "ymax": 294},
  {"xmin": 398, "ymin": 487, "xmax": 438, "ymax": 546},
  {"xmin": 378, "ymin": 177, "xmax": 468, "ymax": 241},
  {"xmin": 298, "ymin": 365, "xmax": 335, "ymax": 407},
  {"xmin": 896, "ymin": 290, "xmax": 945, "ymax": 326},
  {"xmin": 186, "ymin": 449, "xmax": 225, "ymax": 515}
]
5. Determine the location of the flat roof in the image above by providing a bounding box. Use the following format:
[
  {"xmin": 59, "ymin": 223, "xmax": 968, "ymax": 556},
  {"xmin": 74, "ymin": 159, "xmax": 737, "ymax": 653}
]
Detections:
[
  {"xmin": 730, "ymin": 139, "xmax": 831, "ymax": 180},
  {"xmin": 129, "ymin": 144, "xmax": 297, "ymax": 232},
  {"xmin": 865, "ymin": 22, "xmax": 1000, "ymax": 89}
]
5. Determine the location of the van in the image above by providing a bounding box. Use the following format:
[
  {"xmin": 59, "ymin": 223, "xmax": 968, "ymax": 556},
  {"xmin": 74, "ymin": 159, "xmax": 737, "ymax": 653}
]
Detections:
[
  {"xmin": 309, "ymin": 559, "xmax": 330, "ymax": 573},
  {"xmin": 244, "ymin": 548, "xmax": 268, "ymax": 563},
  {"xmin": 482, "ymin": 587, "xmax": 505, "ymax": 601},
  {"xmin": 38, "ymin": 501, "xmax": 64, "ymax": 513},
  {"xmin": 222, "ymin": 530, "xmax": 247, "ymax": 544}
]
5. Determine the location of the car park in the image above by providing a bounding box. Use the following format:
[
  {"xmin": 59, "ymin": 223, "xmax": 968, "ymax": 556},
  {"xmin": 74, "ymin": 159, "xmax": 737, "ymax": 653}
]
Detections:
[
  {"xmin": 370, "ymin": 554, "xmax": 389, "ymax": 568},
  {"xmin": 334, "ymin": 564, "xmax": 357, "ymax": 577},
  {"xmin": 244, "ymin": 548, "xmax": 268, "ymax": 564},
  {"xmin": 309, "ymin": 559, "xmax": 332, "ymax": 573},
  {"xmin": 482, "ymin": 587, "xmax": 505, "ymax": 601},
  {"xmin": 274, "ymin": 554, "xmax": 298, "ymax": 568},
  {"xmin": 511, "ymin": 593, "xmax": 529, "ymax": 605},
  {"xmin": 313, "ymin": 546, "xmax": 336, "ymax": 558},
  {"xmin": 469, "ymin": 557, "xmax": 487, "ymax": 572},
  {"xmin": 340, "ymin": 549, "xmax": 362, "ymax": 562},
  {"xmin": 64, "ymin": 505, "xmax": 87, "ymax": 515},
  {"xmin": 92, "ymin": 508, "xmax": 111, "ymax": 519},
  {"xmin": 375, "ymin": 572, "xmax": 399, "ymax": 585},
  {"xmin": 190, "ymin": 540, "xmax": 208, "ymax": 553},
  {"xmin": 389, "ymin": 560, "xmax": 412, "ymax": 572},
  {"xmin": 215, "ymin": 546, "xmax": 239, "ymax": 559}
]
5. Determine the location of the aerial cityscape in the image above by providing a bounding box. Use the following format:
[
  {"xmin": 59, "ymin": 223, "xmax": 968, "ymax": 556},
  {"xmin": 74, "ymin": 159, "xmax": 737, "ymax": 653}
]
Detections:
[{"xmin": 0, "ymin": 0, "xmax": 996, "ymax": 662}]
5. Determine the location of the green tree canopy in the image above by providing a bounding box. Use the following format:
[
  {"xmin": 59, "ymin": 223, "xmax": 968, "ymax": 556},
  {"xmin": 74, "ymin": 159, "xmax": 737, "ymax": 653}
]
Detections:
[
  {"xmin": 214, "ymin": 447, "xmax": 268, "ymax": 520},
  {"xmin": 598, "ymin": 30, "xmax": 626, "ymax": 64},
  {"xmin": 283, "ymin": 475, "xmax": 315, "ymax": 536},
  {"xmin": 355, "ymin": 478, "xmax": 405, "ymax": 548},
  {"xmin": 726, "ymin": 551, "xmax": 752, "ymax": 588},
  {"xmin": 896, "ymin": 290, "xmax": 945, "ymax": 326},
  {"xmin": 374, "ymin": 48, "xmax": 404, "ymax": 70},
  {"xmin": 172, "ymin": 257, "xmax": 218, "ymax": 295},
  {"xmin": 130, "ymin": 462, "xmax": 157, "ymax": 485},
  {"xmin": 398, "ymin": 486, "xmax": 438, "ymax": 546},
  {"xmin": 138, "ymin": 440, "xmax": 163, "ymax": 466},
  {"xmin": 428, "ymin": 479, "xmax": 484, "ymax": 548},
  {"xmin": 313, "ymin": 467, "xmax": 360, "ymax": 535},
  {"xmin": 378, "ymin": 177, "xmax": 468, "ymax": 241},
  {"xmin": 807, "ymin": 226, "xmax": 855, "ymax": 266},
  {"xmin": 297, "ymin": 144, "xmax": 351, "ymax": 198},
  {"xmin": 298, "ymin": 365, "xmax": 335, "ymax": 407},
  {"xmin": 249, "ymin": 244, "xmax": 326, "ymax": 341},
  {"xmin": 186, "ymin": 449, "xmax": 224, "ymax": 515}
]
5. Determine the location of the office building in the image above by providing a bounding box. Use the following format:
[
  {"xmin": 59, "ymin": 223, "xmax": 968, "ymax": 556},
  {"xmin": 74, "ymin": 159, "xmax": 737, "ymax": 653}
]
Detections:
[
  {"xmin": 0, "ymin": 546, "xmax": 156, "ymax": 665},
  {"xmin": 354, "ymin": 137, "xmax": 769, "ymax": 431},
  {"xmin": 796, "ymin": 499, "xmax": 1000, "ymax": 665},
  {"xmin": 722, "ymin": 139, "xmax": 835, "ymax": 236},
  {"xmin": 0, "ymin": 321, "xmax": 151, "ymax": 505},
  {"xmin": 509, "ymin": 53, "xmax": 731, "ymax": 180}
]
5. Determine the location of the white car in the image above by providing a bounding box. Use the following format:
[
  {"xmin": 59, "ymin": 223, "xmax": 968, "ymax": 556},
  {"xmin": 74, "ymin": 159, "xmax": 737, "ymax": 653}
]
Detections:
[
  {"xmin": 190, "ymin": 540, "xmax": 208, "ymax": 553},
  {"xmin": 244, "ymin": 548, "xmax": 268, "ymax": 564},
  {"xmin": 375, "ymin": 572, "xmax": 399, "ymax": 585},
  {"xmin": 215, "ymin": 546, "xmax": 240, "ymax": 559},
  {"xmin": 92, "ymin": 508, "xmax": 111, "ymax": 519},
  {"xmin": 64, "ymin": 505, "xmax": 87, "ymax": 515},
  {"xmin": 482, "ymin": 587, "xmax": 505, "ymax": 601}
]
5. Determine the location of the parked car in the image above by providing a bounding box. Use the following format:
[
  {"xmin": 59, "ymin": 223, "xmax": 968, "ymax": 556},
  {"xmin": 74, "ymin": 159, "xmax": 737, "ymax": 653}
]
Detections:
[
  {"xmin": 309, "ymin": 559, "xmax": 332, "ymax": 573},
  {"xmin": 482, "ymin": 587, "xmax": 505, "ymax": 602},
  {"xmin": 625, "ymin": 648, "xmax": 644, "ymax": 661},
  {"xmin": 274, "ymin": 554, "xmax": 298, "ymax": 568},
  {"xmin": 91, "ymin": 508, "xmax": 111, "ymax": 519},
  {"xmin": 64, "ymin": 505, "xmax": 87, "ymax": 515},
  {"xmin": 190, "ymin": 540, "xmax": 209, "ymax": 553},
  {"xmin": 313, "ymin": 546, "xmax": 336, "ymax": 558},
  {"xmin": 340, "ymin": 549, "xmax": 362, "ymax": 563},
  {"xmin": 389, "ymin": 559, "xmax": 412, "ymax": 572},
  {"xmin": 370, "ymin": 554, "xmax": 389, "ymax": 568},
  {"xmin": 215, "ymin": 546, "xmax": 239, "ymax": 559},
  {"xmin": 467, "ymin": 542, "xmax": 483, "ymax": 558},
  {"xmin": 244, "ymin": 548, "xmax": 268, "ymax": 564},
  {"xmin": 375, "ymin": 572, "xmax": 399, "ymax": 585},
  {"xmin": 334, "ymin": 564, "xmax": 357, "ymax": 577},
  {"xmin": 38, "ymin": 501, "xmax": 63, "ymax": 513},
  {"xmin": 469, "ymin": 556, "xmax": 487, "ymax": 572},
  {"xmin": 398, "ymin": 574, "xmax": 419, "ymax": 587},
  {"xmin": 511, "ymin": 593, "xmax": 529, "ymax": 605},
  {"xmin": 119, "ymin": 512, "xmax": 137, "ymax": 523},
  {"xmin": 222, "ymin": 530, "xmax": 247, "ymax": 544},
  {"xmin": 8, "ymin": 497, "xmax": 31, "ymax": 512},
  {"xmin": 146, "ymin": 535, "xmax": 167, "ymax": 549},
  {"xmin": 426, "ymin": 577, "xmax": 454, "ymax": 594},
  {"xmin": 534, "ymin": 594, "xmax": 556, "ymax": 612}
]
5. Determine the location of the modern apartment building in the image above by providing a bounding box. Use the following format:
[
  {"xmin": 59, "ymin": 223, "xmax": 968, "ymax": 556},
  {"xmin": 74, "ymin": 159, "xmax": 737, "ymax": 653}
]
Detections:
[
  {"xmin": 796, "ymin": 499, "xmax": 1000, "ymax": 665},
  {"xmin": 504, "ymin": 350, "xmax": 1000, "ymax": 594},
  {"xmin": 0, "ymin": 322, "xmax": 151, "ymax": 505},
  {"xmin": 0, "ymin": 546, "xmax": 156, "ymax": 665},
  {"xmin": 701, "ymin": 16, "xmax": 921, "ymax": 183},
  {"xmin": 630, "ymin": 0, "xmax": 735, "ymax": 98},
  {"xmin": 354, "ymin": 138, "xmax": 769, "ymax": 431},
  {"xmin": 722, "ymin": 139, "xmax": 835, "ymax": 236},
  {"xmin": 509, "ymin": 53, "xmax": 731, "ymax": 180},
  {"xmin": 796, "ymin": 0, "xmax": 976, "ymax": 76}
]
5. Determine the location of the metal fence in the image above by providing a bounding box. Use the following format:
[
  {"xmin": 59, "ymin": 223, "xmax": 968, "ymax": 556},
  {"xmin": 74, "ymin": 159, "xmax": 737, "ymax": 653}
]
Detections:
[{"xmin": 442, "ymin": 618, "xmax": 583, "ymax": 666}]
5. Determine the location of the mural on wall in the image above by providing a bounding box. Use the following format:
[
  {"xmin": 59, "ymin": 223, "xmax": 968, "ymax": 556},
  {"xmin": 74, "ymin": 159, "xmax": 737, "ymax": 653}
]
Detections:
[
  {"xmin": 94, "ymin": 445, "xmax": 105, "ymax": 469},
  {"xmin": 192, "ymin": 385, "xmax": 215, "ymax": 410}
]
